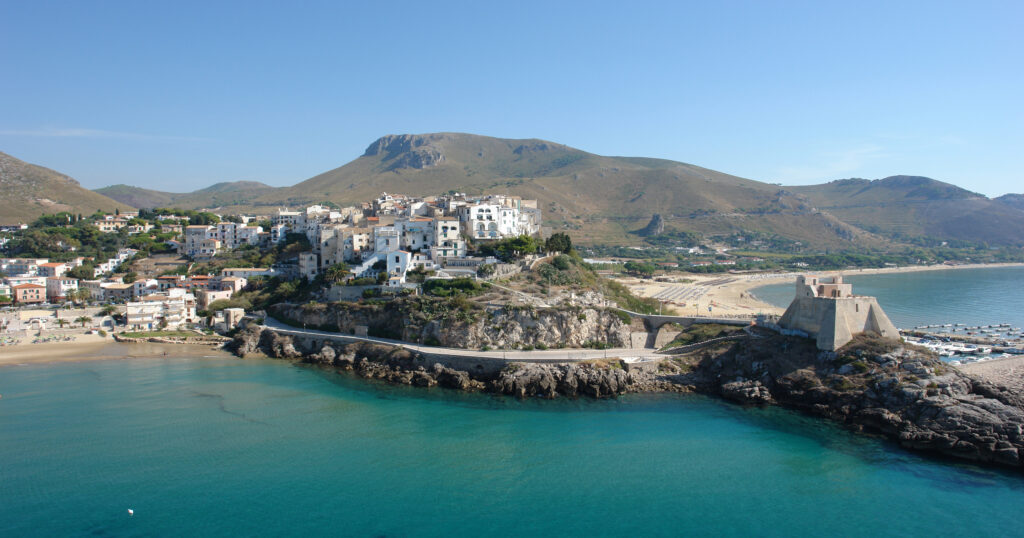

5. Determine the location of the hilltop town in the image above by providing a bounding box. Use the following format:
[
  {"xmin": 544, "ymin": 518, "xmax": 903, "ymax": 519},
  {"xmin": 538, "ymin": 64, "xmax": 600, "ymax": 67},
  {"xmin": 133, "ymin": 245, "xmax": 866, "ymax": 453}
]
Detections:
[{"xmin": 1, "ymin": 192, "xmax": 547, "ymax": 333}]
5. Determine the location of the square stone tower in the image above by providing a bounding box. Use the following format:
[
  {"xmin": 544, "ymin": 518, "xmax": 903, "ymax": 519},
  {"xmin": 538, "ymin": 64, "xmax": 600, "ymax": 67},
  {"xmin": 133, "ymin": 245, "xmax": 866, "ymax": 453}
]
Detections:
[{"xmin": 779, "ymin": 275, "xmax": 899, "ymax": 350}]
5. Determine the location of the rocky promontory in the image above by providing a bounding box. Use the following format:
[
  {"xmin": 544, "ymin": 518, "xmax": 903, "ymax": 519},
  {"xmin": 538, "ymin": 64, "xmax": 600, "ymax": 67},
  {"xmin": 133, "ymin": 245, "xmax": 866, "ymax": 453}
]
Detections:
[
  {"xmin": 230, "ymin": 322, "xmax": 1024, "ymax": 470},
  {"xmin": 691, "ymin": 333, "xmax": 1024, "ymax": 468},
  {"xmin": 230, "ymin": 324, "xmax": 659, "ymax": 398}
]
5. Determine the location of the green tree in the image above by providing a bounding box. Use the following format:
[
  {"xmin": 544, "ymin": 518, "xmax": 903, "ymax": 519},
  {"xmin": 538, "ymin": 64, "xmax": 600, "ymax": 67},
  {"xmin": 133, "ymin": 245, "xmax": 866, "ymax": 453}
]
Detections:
[
  {"xmin": 476, "ymin": 263, "xmax": 496, "ymax": 278},
  {"xmin": 67, "ymin": 265, "xmax": 95, "ymax": 280},
  {"xmin": 545, "ymin": 232, "xmax": 573, "ymax": 254},
  {"xmin": 322, "ymin": 263, "xmax": 351, "ymax": 285},
  {"xmin": 624, "ymin": 261, "xmax": 656, "ymax": 277},
  {"xmin": 75, "ymin": 316, "xmax": 93, "ymax": 328},
  {"xmin": 68, "ymin": 288, "xmax": 91, "ymax": 304},
  {"xmin": 99, "ymin": 305, "xmax": 117, "ymax": 317}
]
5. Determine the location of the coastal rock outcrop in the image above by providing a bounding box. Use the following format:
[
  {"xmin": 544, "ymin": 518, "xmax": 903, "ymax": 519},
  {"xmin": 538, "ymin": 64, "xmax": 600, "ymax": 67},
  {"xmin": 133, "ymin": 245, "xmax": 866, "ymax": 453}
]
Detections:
[
  {"xmin": 693, "ymin": 334, "xmax": 1024, "ymax": 469},
  {"xmin": 489, "ymin": 362, "xmax": 652, "ymax": 398},
  {"xmin": 228, "ymin": 324, "xmax": 668, "ymax": 398}
]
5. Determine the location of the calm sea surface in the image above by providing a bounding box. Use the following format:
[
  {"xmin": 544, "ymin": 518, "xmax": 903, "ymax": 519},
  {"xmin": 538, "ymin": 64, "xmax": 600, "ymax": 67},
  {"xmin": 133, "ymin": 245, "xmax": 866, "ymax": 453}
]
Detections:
[
  {"xmin": 2, "ymin": 355, "xmax": 1024, "ymax": 536},
  {"xmin": 752, "ymin": 266, "xmax": 1024, "ymax": 330}
]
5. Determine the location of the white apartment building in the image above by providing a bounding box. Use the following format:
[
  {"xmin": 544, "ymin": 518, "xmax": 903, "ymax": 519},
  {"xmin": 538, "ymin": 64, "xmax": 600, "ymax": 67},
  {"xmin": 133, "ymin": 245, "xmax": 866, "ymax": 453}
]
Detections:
[
  {"xmin": 45, "ymin": 277, "xmax": 78, "ymax": 302},
  {"xmin": 213, "ymin": 222, "xmax": 263, "ymax": 250},
  {"xmin": 126, "ymin": 290, "xmax": 197, "ymax": 330},
  {"xmin": 183, "ymin": 224, "xmax": 217, "ymax": 258}
]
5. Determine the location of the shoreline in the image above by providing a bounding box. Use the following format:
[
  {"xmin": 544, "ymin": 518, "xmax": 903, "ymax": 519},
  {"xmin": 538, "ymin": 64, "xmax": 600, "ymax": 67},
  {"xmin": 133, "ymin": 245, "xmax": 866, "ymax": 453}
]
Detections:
[
  {"xmin": 0, "ymin": 340, "xmax": 235, "ymax": 366},
  {"xmin": 626, "ymin": 262, "xmax": 1024, "ymax": 317},
  {"xmin": 958, "ymin": 354, "xmax": 1024, "ymax": 393}
]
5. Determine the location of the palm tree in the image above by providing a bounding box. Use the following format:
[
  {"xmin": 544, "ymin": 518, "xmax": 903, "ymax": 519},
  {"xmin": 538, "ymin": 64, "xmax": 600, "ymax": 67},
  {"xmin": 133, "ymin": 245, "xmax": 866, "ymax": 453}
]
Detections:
[
  {"xmin": 323, "ymin": 262, "xmax": 351, "ymax": 285},
  {"xmin": 71, "ymin": 288, "xmax": 91, "ymax": 305},
  {"xmin": 99, "ymin": 305, "xmax": 116, "ymax": 317},
  {"xmin": 75, "ymin": 316, "xmax": 93, "ymax": 328},
  {"xmin": 57, "ymin": 319, "xmax": 68, "ymax": 329}
]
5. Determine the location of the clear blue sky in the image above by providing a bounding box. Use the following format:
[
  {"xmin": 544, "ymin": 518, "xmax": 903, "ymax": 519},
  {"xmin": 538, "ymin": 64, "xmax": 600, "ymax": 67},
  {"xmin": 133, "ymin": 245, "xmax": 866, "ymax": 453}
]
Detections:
[{"xmin": 1, "ymin": 1, "xmax": 1021, "ymax": 196}]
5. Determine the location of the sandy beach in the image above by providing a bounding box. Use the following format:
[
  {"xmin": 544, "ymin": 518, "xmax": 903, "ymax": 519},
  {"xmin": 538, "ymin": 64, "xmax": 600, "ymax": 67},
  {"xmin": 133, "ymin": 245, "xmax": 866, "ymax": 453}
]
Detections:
[
  {"xmin": 0, "ymin": 339, "xmax": 235, "ymax": 366},
  {"xmin": 625, "ymin": 262, "xmax": 1024, "ymax": 317},
  {"xmin": 958, "ymin": 355, "xmax": 1024, "ymax": 392}
]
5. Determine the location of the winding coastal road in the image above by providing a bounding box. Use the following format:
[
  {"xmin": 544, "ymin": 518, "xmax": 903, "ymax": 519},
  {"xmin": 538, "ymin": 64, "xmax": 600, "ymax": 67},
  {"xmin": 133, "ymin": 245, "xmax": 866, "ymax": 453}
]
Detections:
[{"xmin": 262, "ymin": 317, "xmax": 663, "ymax": 363}]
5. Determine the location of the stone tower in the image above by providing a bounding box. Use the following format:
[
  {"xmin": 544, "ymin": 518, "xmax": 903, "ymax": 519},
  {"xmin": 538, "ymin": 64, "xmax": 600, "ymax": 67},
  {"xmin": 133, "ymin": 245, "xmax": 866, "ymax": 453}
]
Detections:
[{"xmin": 778, "ymin": 275, "xmax": 899, "ymax": 351}]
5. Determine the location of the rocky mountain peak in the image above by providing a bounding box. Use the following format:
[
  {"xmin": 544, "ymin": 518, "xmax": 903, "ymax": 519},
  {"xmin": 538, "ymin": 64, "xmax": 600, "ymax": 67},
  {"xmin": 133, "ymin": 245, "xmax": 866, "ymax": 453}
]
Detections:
[{"xmin": 362, "ymin": 134, "xmax": 447, "ymax": 170}]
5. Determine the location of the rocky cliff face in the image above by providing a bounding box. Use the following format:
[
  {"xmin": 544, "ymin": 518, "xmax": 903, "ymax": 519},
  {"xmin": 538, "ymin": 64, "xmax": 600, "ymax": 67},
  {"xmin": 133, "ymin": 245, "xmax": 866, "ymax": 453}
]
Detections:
[
  {"xmin": 363, "ymin": 134, "xmax": 446, "ymax": 170},
  {"xmin": 270, "ymin": 300, "xmax": 633, "ymax": 350},
  {"xmin": 638, "ymin": 214, "xmax": 665, "ymax": 236}
]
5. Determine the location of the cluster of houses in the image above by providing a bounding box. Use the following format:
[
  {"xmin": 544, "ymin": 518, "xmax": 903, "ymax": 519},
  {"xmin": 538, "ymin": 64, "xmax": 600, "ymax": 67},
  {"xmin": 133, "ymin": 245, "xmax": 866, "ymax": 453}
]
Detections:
[
  {"xmin": 1, "ymin": 249, "xmax": 137, "ymax": 305},
  {"xmin": 1, "ymin": 192, "xmax": 544, "ymax": 330},
  {"xmin": 92, "ymin": 212, "xmax": 154, "ymax": 234},
  {"xmin": 181, "ymin": 192, "xmax": 542, "ymax": 287}
]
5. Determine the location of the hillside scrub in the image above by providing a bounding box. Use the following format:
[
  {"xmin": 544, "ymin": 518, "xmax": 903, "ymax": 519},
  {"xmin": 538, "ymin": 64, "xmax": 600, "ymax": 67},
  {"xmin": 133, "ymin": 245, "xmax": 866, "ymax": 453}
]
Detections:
[
  {"xmin": 423, "ymin": 278, "xmax": 489, "ymax": 297},
  {"xmin": 661, "ymin": 324, "xmax": 744, "ymax": 349}
]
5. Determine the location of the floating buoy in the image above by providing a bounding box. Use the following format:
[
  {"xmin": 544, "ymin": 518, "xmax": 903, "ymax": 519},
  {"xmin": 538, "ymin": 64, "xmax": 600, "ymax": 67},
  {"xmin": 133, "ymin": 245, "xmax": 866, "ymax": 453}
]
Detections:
[{"xmin": 127, "ymin": 509, "xmax": 134, "ymax": 516}]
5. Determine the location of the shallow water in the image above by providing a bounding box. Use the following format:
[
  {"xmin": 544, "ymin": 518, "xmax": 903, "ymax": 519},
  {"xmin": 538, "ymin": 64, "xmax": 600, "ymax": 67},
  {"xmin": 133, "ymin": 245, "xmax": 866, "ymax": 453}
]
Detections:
[
  {"xmin": 2, "ymin": 356, "xmax": 1023, "ymax": 536},
  {"xmin": 752, "ymin": 266, "xmax": 1024, "ymax": 330}
]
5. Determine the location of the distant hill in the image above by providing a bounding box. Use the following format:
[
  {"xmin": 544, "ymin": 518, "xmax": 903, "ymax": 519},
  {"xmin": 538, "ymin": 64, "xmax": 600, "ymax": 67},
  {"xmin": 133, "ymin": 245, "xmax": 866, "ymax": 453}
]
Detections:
[
  {"xmin": 996, "ymin": 193, "xmax": 1024, "ymax": 211},
  {"xmin": 0, "ymin": 151, "xmax": 134, "ymax": 225},
  {"xmin": 95, "ymin": 180, "xmax": 274, "ymax": 210},
  {"xmin": 243, "ymin": 133, "xmax": 884, "ymax": 247},
  {"xmin": 789, "ymin": 176, "xmax": 1024, "ymax": 245},
  {"xmin": 92, "ymin": 184, "xmax": 178, "ymax": 209},
  {"xmin": 14, "ymin": 134, "xmax": 1024, "ymax": 248}
]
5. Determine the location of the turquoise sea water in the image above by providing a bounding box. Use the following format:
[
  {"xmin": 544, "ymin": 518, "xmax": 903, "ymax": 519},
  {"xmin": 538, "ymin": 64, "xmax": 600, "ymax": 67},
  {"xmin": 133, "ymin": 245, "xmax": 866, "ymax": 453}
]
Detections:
[
  {"xmin": 752, "ymin": 266, "xmax": 1024, "ymax": 330},
  {"xmin": 2, "ymin": 356, "xmax": 1024, "ymax": 536}
]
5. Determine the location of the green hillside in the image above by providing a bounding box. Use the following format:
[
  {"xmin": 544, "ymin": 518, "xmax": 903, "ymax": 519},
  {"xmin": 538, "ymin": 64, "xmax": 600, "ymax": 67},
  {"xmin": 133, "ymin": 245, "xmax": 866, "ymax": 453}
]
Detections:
[{"xmin": 0, "ymin": 151, "xmax": 134, "ymax": 225}]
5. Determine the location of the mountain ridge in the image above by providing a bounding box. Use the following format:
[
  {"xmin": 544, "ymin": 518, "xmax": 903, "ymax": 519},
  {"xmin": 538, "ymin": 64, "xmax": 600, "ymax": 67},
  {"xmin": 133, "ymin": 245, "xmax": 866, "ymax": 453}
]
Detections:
[
  {"xmin": 95, "ymin": 180, "xmax": 275, "ymax": 210},
  {"xmin": 0, "ymin": 151, "xmax": 133, "ymax": 224},
  {"xmin": 6, "ymin": 132, "xmax": 1022, "ymax": 248}
]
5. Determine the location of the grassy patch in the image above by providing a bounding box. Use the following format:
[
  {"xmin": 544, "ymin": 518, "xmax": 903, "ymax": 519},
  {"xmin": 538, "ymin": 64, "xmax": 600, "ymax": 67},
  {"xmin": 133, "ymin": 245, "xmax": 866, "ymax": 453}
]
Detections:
[{"xmin": 661, "ymin": 324, "xmax": 740, "ymax": 349}]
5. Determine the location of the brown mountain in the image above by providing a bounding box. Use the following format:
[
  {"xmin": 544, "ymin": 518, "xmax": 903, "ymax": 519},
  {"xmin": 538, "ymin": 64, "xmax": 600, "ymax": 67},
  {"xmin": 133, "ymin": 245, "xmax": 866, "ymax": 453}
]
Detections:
[
  {"xmin": 0, "ymin": 151, "xmax": 133, "ymax": 225},
  {"xmin": 996, "ymin": 193, "xmax": 1024, "ymax": 211},
  {"xmin": 790, "ymin": 176, "xmax": 1024, "ymax": 245},
  {"xmin": 249, "ymin": 133, "xmax": 884, "ymax": 247},
  {"xmin": 95, "ymin": 181, "xmax": 275, "ymax": 210},
  {"xmin": 23, "ymin": 132, "xmax": 1024, "ymax": 248}
]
